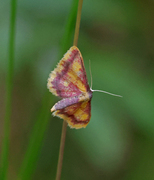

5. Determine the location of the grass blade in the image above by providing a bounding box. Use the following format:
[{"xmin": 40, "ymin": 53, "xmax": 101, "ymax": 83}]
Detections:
[
  {"xmin": 17, "ymin": 92, "xmax": 52, "ymax": 180},
  {"xmin": 0, "ymin": 0, "xmax": 17, "ymax": 179}
]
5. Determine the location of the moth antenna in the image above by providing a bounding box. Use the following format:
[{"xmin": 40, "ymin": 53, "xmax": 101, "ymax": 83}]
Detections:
[
  {"xmin": 90, "ymin": 88, "xmax": 122, "ymax": 97},
  {"xmin": 88, "ymin": 60, "xmax": 122, "ymax": 97},
  {"xmin": 89, "ymin": 59, "xmax": 92, "ymax": 89}
]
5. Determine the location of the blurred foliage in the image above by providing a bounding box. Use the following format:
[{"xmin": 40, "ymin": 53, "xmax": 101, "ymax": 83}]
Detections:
[{"xmin": 0, "ymin": 0, "xmax": 154, "ymax": 180}]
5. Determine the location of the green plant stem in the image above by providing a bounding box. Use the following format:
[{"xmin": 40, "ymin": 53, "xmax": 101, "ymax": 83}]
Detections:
[
  {"xmin": 0, "ymin": 0, "xmax": 17, "ymax": 179},
  {"xmin": 55, "ymin": 0, "xmax": 83, "ymax": 180},
  {"xmin": 17, "ymin": 92, "xmax": 52, "ymax": 180}
]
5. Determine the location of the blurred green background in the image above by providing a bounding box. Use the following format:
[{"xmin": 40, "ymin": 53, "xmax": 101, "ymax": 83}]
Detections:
[{"xmin": 1, "ymin": 0, "xmax": 154, "ymax": 179}]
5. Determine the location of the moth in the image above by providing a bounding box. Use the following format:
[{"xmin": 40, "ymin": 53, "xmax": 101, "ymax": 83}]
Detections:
[{"xmin": 47, "ymin": 46, "xmax": 121, "ymax": 129}]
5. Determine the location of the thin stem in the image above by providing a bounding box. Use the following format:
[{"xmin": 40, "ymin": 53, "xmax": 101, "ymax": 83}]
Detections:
[
  {"xmin": 73, "ymin": 0, "xmax": 83, "ymax": 46},
  {"xmin": 1, "ymin": 0, "xmax": 17, "ymax": 179},
  {"xmin": 55, "ymin": 122, "xmax": 67, "ymax": 180},
  {"xmin": 55, "ymin": 0, "xmax": 83, "ymax": 179}
]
